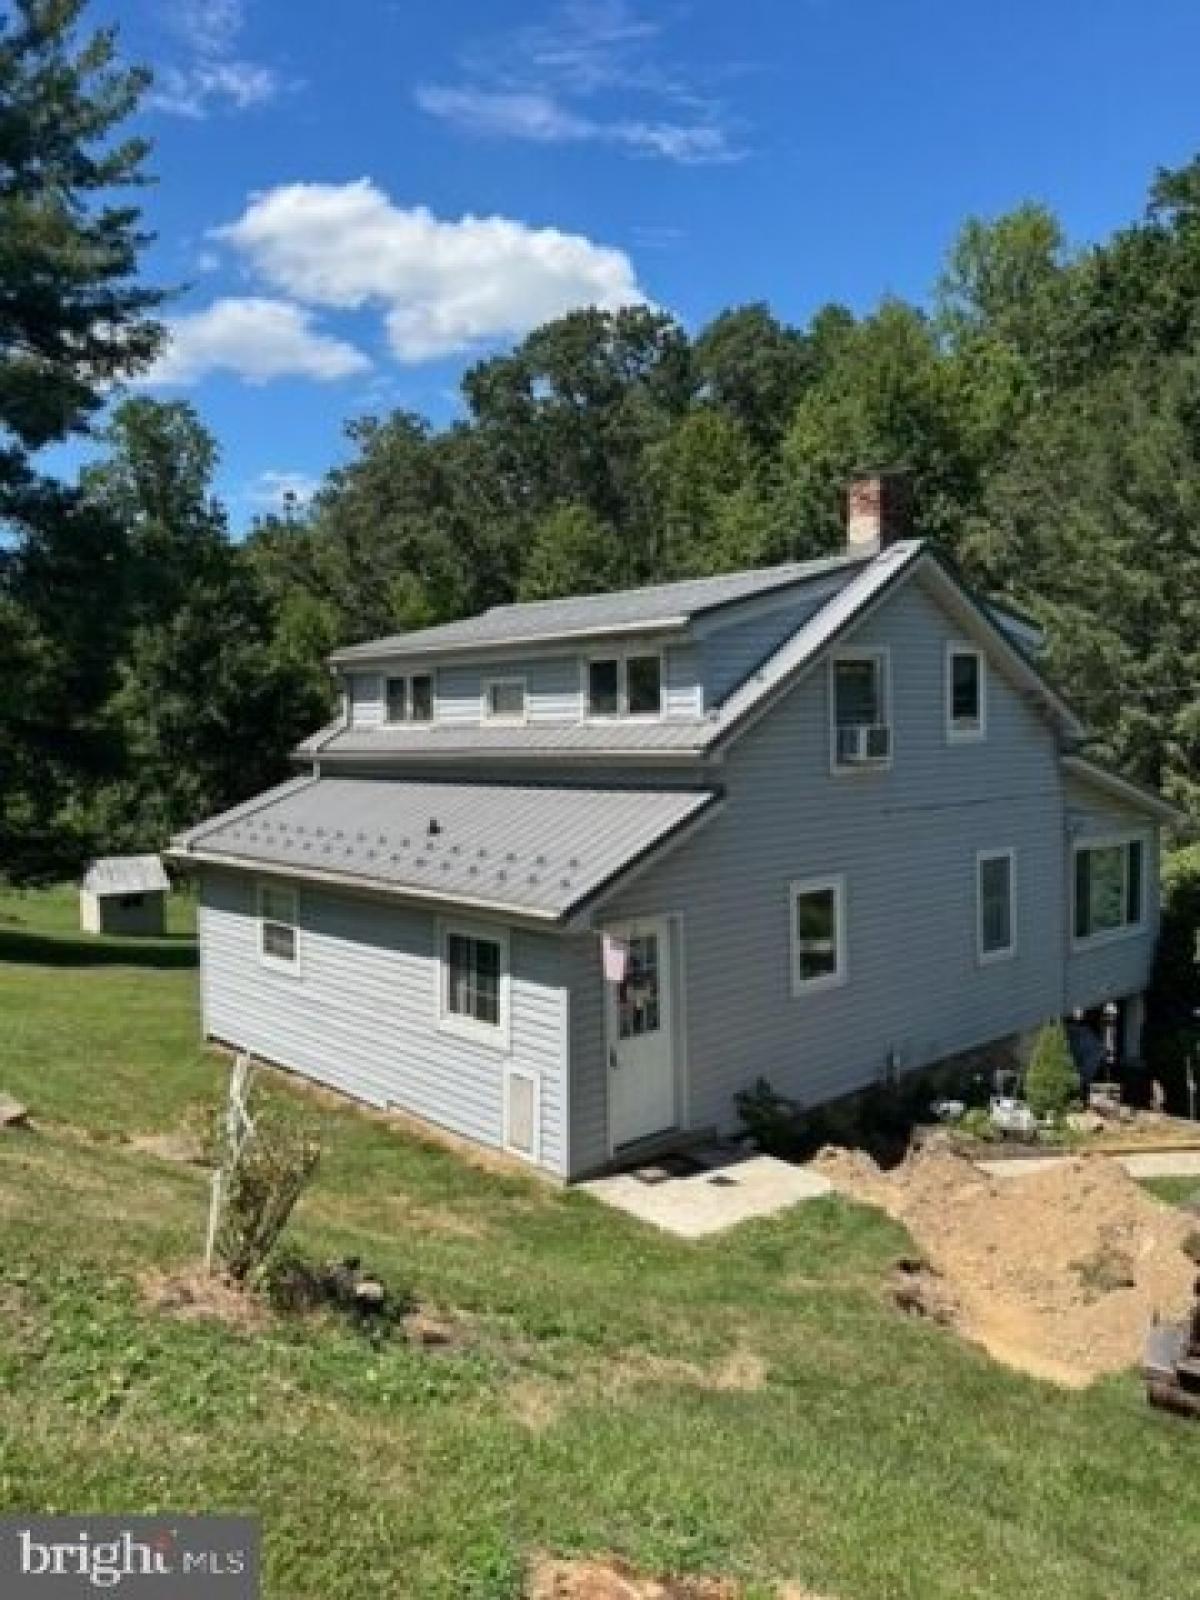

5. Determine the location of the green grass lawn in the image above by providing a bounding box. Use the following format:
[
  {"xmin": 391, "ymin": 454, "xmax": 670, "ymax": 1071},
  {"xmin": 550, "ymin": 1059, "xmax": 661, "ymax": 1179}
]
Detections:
[{"xmin": 1, "ymin": 887, "xmax": 1198, "ymax": 1600}]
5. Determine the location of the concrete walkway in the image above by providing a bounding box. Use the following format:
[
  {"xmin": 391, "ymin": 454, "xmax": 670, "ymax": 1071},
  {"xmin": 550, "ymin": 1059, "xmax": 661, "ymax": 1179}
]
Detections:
[{"xmin": 581, "ymin": 1146, "xmax": 831, "ymax": 1239}]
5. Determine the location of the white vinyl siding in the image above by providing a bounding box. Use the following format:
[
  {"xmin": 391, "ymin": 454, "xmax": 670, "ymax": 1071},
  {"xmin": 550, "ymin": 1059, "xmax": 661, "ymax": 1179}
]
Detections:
[
  {"xmin": 199, "ymin": 872, "xmax": 567, "ymax": 1176},
  {"xmin": 976, "ymin": 849, "xmax": 1016, "ymax": 963}
]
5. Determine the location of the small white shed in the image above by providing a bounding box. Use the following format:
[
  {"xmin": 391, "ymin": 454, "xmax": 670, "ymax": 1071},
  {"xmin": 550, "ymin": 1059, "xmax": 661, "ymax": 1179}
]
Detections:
[{"xmin": 80, "ymin": 855, "xmax": 171, "ymax": 936}]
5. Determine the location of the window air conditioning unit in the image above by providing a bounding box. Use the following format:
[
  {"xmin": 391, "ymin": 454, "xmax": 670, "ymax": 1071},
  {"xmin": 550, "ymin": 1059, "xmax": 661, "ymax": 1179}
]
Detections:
[{"xmin": 837, "ymin": 724, "xmax": 891, "ymax": 764}]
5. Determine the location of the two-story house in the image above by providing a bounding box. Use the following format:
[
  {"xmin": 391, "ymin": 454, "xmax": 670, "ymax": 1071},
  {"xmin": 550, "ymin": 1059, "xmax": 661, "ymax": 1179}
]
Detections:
[{"xmin": 170, "ymin": 474, "xmax": 1178, "ymax": 1180}]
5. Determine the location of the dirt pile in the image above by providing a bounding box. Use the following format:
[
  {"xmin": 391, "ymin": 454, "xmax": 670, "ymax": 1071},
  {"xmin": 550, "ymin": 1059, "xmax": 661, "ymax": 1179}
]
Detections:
[
  {"xmin": 528, "ymin": 1560, "xmax": 828, "ymax": 1599},
  {"xmin": 814, "ymin": 1144, "xmax": 1196, "ymax": 1385}
]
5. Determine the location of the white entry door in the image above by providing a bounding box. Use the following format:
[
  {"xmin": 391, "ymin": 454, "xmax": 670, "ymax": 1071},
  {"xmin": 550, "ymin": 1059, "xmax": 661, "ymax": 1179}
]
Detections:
[{"xmin": 605, "ymin": 917, "xmax": 677, "ymax": 1150}]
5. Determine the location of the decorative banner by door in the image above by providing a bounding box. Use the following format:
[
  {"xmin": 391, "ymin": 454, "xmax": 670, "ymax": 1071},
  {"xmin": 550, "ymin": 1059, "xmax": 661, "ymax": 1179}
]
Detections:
[{"xmin": 601, "ymin": 932, "xmax": 630, "ymax": 984}]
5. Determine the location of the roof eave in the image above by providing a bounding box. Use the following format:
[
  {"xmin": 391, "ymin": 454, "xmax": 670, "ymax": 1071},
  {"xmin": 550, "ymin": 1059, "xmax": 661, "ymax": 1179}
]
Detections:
[
  {"xmin": 1062, "ymin": 754, "xmax": 1184, "ymax": 825},
  {"xmin": 329, "ymin": 615, "xmax": 692, "ymax": 669}
]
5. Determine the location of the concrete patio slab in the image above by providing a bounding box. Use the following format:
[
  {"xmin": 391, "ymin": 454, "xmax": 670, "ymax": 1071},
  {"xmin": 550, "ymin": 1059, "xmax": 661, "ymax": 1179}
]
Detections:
[{"xmin": 581, "ymin": 1147, "xmax": 832, "ymax": 1238}]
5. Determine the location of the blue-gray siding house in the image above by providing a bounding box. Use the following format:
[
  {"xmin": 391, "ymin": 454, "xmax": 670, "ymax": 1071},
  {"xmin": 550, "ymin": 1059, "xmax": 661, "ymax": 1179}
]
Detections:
[{"xmin": 171, "ymin": 481, "xmax": 1179, "ymax": 1180}]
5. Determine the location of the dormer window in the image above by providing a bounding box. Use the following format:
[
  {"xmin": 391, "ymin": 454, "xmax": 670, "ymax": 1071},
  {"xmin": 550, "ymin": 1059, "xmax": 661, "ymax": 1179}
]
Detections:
[
  {"xmin": 586, "ymin": 653, "xmax": 662, "ymax": 718},
  {"xmin": 385, "ymin": 672, "xmax": 433, "ymax": 724},
  {"xmin": 484, "ymin": 677, "xmax": 527, "ymax": 723},
  {"xmin": 831, "ymin": 649, "xmax": 891, "ymax": 769},
  {"xmin": 946, "ymin": 645, "xmax": 986, "ymax": 741}
]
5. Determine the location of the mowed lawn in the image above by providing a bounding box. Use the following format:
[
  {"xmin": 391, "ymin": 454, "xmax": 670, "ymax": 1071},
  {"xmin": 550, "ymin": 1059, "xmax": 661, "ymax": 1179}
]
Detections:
[{"xmin": 0, "ymin": 889, "xmax": 1198, "ymax": 1600}]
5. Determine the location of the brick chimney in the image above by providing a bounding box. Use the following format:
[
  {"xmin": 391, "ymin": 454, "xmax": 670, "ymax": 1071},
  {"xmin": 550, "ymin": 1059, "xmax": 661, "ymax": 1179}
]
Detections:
[{"xmin": 845, "ymin": 470, "xmax": 911, "ymax": 554}]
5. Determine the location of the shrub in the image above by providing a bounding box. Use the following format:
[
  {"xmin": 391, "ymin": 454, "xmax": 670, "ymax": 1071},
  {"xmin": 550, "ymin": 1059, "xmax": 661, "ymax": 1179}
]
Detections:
[
  {"xmin": 214, "ymin": 1094, "xmax": 322, "ymax": 1284},
  {"xmin": 734, "ymin": 1077, "xmax": 808, "ymax": 1158},
  {"xmin": 1143, "ymin": 843, "xmax": 1200, "ymax": 1112},
  {"xmin": 1023, "ymin": 1020, "xmax": 1080, "ymax": 1119}
]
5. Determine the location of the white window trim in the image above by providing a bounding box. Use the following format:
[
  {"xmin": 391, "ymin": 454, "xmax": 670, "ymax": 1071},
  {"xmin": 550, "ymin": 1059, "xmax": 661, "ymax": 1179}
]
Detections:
[
  {"xmin": 1071, "ymin": 833, "xmax": 1148, "ymax": 952},
  {"xmin": 502, "ymin": 1064, "xmax": 541, "ymax": 1164},
  {"xmin": 435, "ymin": 917, "xmax": 512, "ymax": 1051},
  {"xmin": 579, "ymin": 648, "xmax": 665, "ymax": 723},
  {"xmin": 481, "ymin": 675, "xmax": 528, "ymax": 725},
  {"xmin": 789, "ymin": 874, "xmax": 848, "ymax": 997},
  {"xmin": 976, "ymin": 848, "xmax": 1017, "ymax": 965},
  {"xmin": 828, "ymin": 647, "xmax": 893, "ymax": 775},
  {"xmin": 257, "ymin": 881, "xmax": 301, "ymax": 975},
  {"xmin": 946, "ymin": 643, "xmax": 988, "ymax": 743},
  {"xmin": 383, "ymin": 669, "xmax": 437, "ymax": 728}
]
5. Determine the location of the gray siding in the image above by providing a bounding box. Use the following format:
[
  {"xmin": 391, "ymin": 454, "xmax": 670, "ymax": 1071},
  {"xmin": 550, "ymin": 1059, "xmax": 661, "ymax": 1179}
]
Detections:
[
  {"xmin": 571, "ymin": 572, "xmax": 1071, "ymax": 1174},
  {"xmin": 695, "ymin": 579, "xmax": 849, "ymax": 708},
  {"xmin": 349, "ymin": 649, "xmax": 703, "ymax": 728},
  {"xmin": 435, "ymin": 656, "xmax": 582, "ymax": 724},
  {"xmin": 1063, "ymin": 776, "xmax": 1160, "ymax": 1012},
  {"xmin": 198, "ymin": 869, "xmax": 568, "ymax": 1176}
]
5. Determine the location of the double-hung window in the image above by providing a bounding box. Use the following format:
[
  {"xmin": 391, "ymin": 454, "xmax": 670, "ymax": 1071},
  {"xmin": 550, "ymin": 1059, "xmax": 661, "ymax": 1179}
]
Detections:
[
  {"xmin": 440, "ymin": 922, "xmax": 510, "ymax": 1046},
  {"xmin": 789, "ymin": 876, "xmax": 846, "ymax": 995},
  {"xmin": 976, "ymin": 849, "xmax": 1016, "ymax": 963},
  {"xmin": 947, "ymin": 646, "xmax": 986, "ymax": 741},
  {"xmin": 483, "ymin": 678, "xmax": 527, "ymax": 723},
  {"xmin": 586, "ymin": 653, "xmax": 662, "ymax": 718},
  {"xmin": 831, "ymin": 650, "xmax": 891, "ymax": 768},
  {"xmin": 258, "ymin": 883, "xmax": 298, "ymax": 970},
  {"xmin": 1073, "ymin": 838, "xmax": 1144, "ymax": 943},
  {"xmin": 385, "ymin": 672, "xmax": 433, "ymax": 724}
]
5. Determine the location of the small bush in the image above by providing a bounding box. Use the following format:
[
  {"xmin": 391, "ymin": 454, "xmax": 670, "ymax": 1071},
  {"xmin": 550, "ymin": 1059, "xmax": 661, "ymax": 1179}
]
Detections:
[
  {"xmin": 214, "ymin": 1094, "xmax": 322, "ymax": 1284},
  {"xmin": 734, "ymin": 1078, "xmax": 808, "ymax": 1158},
  {"xmin": 1024, "ymin": 1021, "xmax": 1080, "ymax": 1120},
  {"xmin": 264, "ymin": 1251, "xmax": 413, "ymax": 1337}
]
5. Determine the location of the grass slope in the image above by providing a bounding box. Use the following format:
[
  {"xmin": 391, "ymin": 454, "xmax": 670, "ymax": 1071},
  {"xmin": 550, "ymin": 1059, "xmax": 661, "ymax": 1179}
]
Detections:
[{"xmin": 1, "ymin": 887, "xmax": 1198, "ymax": 1600}]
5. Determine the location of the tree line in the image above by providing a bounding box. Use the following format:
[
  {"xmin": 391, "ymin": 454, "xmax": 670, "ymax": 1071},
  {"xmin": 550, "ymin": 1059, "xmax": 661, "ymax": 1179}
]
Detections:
[{"xmin": 1, "ymin": 0, "xmax": 1198, "ymax": 884}]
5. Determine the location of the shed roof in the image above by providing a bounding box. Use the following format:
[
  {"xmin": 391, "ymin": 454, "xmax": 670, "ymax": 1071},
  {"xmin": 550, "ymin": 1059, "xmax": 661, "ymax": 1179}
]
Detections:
[
  {"xmin": 329, "ymin": 552, "xmax": 869, "ymax": 664},
  {"xmin": 170, "ymin": 776, "xmax": 719, "ymax": 921},
  {"xmin": 82, "ymin": 855, "xmax": 171, "ymax": 896}
]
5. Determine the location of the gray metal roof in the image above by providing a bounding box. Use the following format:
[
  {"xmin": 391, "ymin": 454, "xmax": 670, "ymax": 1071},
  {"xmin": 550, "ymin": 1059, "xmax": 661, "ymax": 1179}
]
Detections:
[
  {"xmin": 82, "ymin": 855, "xmax": 171, "ymax": 896},
  {"xmin": 329, "ymin": 552, "xmax": 869, "ymax": 664},
  {"xmin": 170, "ymin": 776, "xmax": 720, "ymax": 920},
  {"xmin": 304, "ymin": 719, "xmax": 713, "ymax": 762}
]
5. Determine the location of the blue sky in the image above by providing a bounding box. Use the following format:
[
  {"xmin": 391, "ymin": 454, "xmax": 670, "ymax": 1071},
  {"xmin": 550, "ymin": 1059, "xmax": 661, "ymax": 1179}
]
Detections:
[{"xmin": 79, "ymin": 0, "xmax": 1200, "ymax": 526}]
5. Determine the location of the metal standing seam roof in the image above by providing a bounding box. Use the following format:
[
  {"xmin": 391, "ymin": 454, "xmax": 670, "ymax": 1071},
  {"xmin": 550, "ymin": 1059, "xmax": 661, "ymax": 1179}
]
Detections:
[
  {"xmin": 82, "ymin": 855, "xmax": 171, "ymax": 896},
  {"xmin": 329, "ymin": 552, "xmax": 870, "ymax": 664},
  {"xmin": 169, "ymin": 777, "xmax": 721, "ymax": 920}
]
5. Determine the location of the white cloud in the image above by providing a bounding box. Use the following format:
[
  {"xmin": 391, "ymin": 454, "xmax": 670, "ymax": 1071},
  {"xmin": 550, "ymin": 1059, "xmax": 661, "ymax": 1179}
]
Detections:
[
  {"xmin": 414, "ymin": 85, "xmax": 735, "ymax": 164},
  {"xmin": 215, "ymin": 180, "xmax": 647, "ymax": 362},
  {"xmin": 171, "ymin": 0, "xmax": 245, "ymax": 57},
  {"xmin": 148, "ymin": 298, "xmax": 371, "ymax": 385},
  {"xmin": 417, "ymin": 0, "xmax": 744, "ymax": 164},
  {"xmin": 246, "ymin": 469, "xmax": 320, "ymax": 510},
  {"xmin": 149, "ymin": 60, "xmax": 280, "ymax": 118},
  {"xmin": 150, "ymin": 0, "xmax": 288, "ymax": 118}
]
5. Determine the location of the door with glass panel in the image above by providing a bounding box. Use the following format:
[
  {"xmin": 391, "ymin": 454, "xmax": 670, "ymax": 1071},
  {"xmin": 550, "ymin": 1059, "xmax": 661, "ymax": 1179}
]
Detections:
[{"xmin": 604, "ymin": 917, "xmax": 676, "ymax": 1149}]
